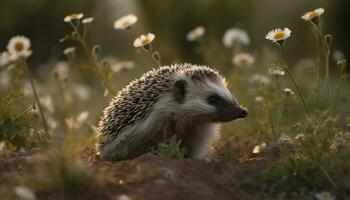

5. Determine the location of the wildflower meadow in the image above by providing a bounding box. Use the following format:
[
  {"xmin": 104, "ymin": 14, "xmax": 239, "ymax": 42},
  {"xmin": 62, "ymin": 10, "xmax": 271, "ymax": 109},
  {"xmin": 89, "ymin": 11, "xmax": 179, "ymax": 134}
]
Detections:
[{"xmin": 0, "ymin": 1, "xmax": 349, "ymax": 200}]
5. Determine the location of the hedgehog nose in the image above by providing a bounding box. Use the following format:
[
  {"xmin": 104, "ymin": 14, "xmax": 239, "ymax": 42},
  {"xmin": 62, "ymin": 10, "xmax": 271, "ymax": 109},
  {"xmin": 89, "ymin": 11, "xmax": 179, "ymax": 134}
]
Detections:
[{"xmin": 238, "ymin": 107, "xmax": 248, "ymax": 118}]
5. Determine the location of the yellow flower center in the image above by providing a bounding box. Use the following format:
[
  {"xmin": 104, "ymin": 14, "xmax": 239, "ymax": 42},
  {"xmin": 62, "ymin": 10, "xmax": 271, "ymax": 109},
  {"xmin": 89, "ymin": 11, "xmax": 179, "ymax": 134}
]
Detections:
[
  {"xmin": 239, "ymin": 58, "xmax": 248, "ymax": 65},
  {"xmin": 122, "ymin": 19, "xmax": 130, "ymax": 26},
  {"xmin": 15, "ymin": 42, "xmax": 24, "ymax": 52},
  {"xmin": 308, "ymin": 11, "xmax": 317, "ymax": 18},
  {"xmin": 193, "ymin": 29, "xmax": 203, "ymax": 37},
  {"xmin": 273, "ymin": 32, "xmax": 285, "ymax": 40},
  {"xmin": 68, "ymin": 13, "xmax": 82, "ymax": 20},
  {"xmin": 140, "ymin": 37, "xmax": 150, "ymax": 45},
  {"xmin": 69, "ymin": 14, "xmax": 78, "ymax": 19}
]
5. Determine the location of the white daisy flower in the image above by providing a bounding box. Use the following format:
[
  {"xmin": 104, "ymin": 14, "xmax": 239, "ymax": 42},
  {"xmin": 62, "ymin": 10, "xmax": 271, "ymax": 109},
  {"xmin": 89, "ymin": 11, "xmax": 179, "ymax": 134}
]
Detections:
[
  {"xmin": 186, "ymin": 26, "xmax": 205, "ymax": 41},
  {"xmin": 268, "ymin": 65, "xmax": 285, "ymax": 76},
  {"xmin": 223, "ymin": 28, "xmax": 250, "ymax": 48},
  {"xmin": 23, "ymin": 81, "xmax": 33, "ymax": 96},
  {"xmin": 6, "ymin": 36, "xmax": 32, "ymax": 60},
  {"xmin": 104, "ymin": 89, "xmax": 109, "ymax": 97},
  {"xmin": 278, "ymin": 135, "xmax": 293, "ymax": 144},
  {"xmin": 66, "ymin": 111, "xmax": 89, "ymax": 130},
  {"xmin": 265, "ymin": 28, "xmax": 291, "ymax": 43},
  {"xmin": 232, "ymin": 53, "xmax": 255, "ymax": 67},
  {"xmin": 283, "ymin": 88, "xmax": 295, "ymax": 96},
  {"xmin": 295, "ymin": 133, "xmax": 305, "ymax": 140},
  {"xmin": 117, "ymin": 194, "xmax": 132, "ymax": 200},
  {"xmin": 19, "ymin": 147, "xmax": 26, "ymax": 153},
  {"xmin": 14, "ymin": 186, "xmax": 36, "ymax": 200},
  {"xmin": 52, "ymin": 61, "xmax": 70, "ymax": 82},
  {"xmin": 333, "ymin": 50, "xmax": 344, "ymax": 62},
  {"xmin": 315, "ymin": 192, "xmax": 335, "ymax": 200},
  {"xmin": 250, "ymin": 74, "xmax": 271, "ymax": 85},
  {"xmin": 133, "ymin": 33, "xmax": 155, "ymax": 50},
  {"xmin": 74, "ymin": 84, "xmax": 91, "ymax": 101},
  {"xmin": 39, "ymin": 95, "xmax": 54, "ymax": 114},
  {"xmin": 0, "ymin": 142, "xmax": 5, "ymax": 152},
  {"xmin": 82, "ymin": 17, "xmax": 94, "ymax": 24},
  {"xmin": 64, "ymin": 13, "xmax": 84, "ymax": 23},
  {"xmin": 114, "ymin": 14, "xmax": 138, "ymax": 30},
  {"xmin": 76, "ymin": 111, "xmax": 89, "ymax": 125},
  {"xmin": 252, "ymin": 142, "xmax": 267, "ymax": 154},
  {"xmin": 63, "ymin": 47, "xmax": 76, "ymax": 55},
  {"xmin": 65, "ymin": 117, "xmax": 76, "ymax": 130},
  {"xmin": 47, "ymin": 117, "xmax": 58, "ymax": 130},
  {"xmin": 0, "ymin": 51, "xmax": 12, "ymax": 66},
  {"xmin": 254, "ymin": 96, "xmax": 264, "ymax": 103},
  {"xmin": 295, "ymin": 58, "xmax": 317, "ymax": 71},
  {"xmin": 111, "ymin": 61, "xmax": 135, "ymax": 73},
  {"xmin": 301, "ymin": 8, "xmax": 325, "ymax": 21}
]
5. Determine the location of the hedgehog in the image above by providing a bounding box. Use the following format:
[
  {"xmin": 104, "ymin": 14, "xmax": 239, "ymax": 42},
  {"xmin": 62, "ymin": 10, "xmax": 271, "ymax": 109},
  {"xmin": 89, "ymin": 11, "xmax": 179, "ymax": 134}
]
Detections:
[{"xmin": 97, "ymin": 63, "xmax": 248, "ymax": 161}]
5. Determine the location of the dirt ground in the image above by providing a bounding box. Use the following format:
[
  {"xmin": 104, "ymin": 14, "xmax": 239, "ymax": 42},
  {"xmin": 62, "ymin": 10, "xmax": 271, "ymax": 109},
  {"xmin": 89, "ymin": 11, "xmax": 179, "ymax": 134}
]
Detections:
[{"xmin": 0, "ymin": 145, "xmax": 282, "ymax": 200}]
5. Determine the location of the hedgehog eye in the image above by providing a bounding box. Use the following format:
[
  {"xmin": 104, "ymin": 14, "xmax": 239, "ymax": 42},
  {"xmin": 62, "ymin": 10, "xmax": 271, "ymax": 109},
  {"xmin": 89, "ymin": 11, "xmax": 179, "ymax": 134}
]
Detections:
[
  {"xmin": 207, "ymin": 95, "xmax": 221, "ymax": 105},
  {"xmin": 174, "ymin": 79, "xmax": 187, "ymax": 103}
]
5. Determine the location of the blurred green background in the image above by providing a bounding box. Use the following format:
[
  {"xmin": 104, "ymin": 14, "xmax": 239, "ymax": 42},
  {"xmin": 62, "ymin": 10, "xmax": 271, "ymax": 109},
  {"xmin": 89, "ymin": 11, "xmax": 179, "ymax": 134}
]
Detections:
[
  {"xmin": 0, "ymin": 0, "xmax": 349, "ymax": 71},
  {"xmin": 0, "ymin": 0, "xmax": 350, "ymax": 74},
  {"xmin": 1, "ymin": 3, "xmax": 350, "ymax": 198}
]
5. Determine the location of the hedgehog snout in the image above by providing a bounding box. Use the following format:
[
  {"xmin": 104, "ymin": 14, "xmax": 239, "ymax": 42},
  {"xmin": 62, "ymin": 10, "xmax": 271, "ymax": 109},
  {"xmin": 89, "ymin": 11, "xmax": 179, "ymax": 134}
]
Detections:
[
  {"xmin": 211, "ymin": 103, "xmax": 247, "ymax": 122},
  {"xmin": 237, "ymin": 107, "xmax": 248, "ymax": 118},
  {"xmin": 231, "ymin": 105, "xmax": 248, "ymax": 120}
]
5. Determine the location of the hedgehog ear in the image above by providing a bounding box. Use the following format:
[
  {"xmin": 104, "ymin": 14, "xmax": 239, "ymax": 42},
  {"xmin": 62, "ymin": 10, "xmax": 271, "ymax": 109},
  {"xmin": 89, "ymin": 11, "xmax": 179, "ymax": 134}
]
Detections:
[{"xmin": 173, "ymin": 79, "xmax": 187, "ymax": 103}]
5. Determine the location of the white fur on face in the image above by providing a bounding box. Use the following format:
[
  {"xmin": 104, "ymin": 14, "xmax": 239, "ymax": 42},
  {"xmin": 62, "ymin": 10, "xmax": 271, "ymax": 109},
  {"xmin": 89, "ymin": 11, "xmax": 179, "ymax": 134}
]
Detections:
[
  {"xmin": 204, "ymin": 78, "xmax": 235, "ymax": 103},
  {"xmin": 176, "ymin": 76, "xmax": 236, "ymax": 118}
]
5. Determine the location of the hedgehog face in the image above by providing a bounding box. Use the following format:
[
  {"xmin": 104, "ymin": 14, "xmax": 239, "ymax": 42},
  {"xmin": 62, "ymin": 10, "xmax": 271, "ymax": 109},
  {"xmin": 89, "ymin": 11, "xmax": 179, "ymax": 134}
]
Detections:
[
  {"xmin": 205, "ymin": 93, "xmax": 248, "ymax": 122},
  {"xmin": 173, "ymin": 77, "xmax": 247, "ymax": 123}
]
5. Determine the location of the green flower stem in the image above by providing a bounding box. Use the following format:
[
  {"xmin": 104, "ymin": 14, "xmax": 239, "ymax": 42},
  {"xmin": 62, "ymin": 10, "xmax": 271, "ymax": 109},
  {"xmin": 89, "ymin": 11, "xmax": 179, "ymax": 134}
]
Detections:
[
  {"xmin": 69, "ymin": 22, "xmax": 114, "ymax": 96},
  {"xmin": 142, "ymin": 44, "xmax": 161, "ymax": 67},
  {"xmin": 283, "ymin": 66, "xmax": 310, "ymax": 114},
  {"xmin": 333, "ymin": 60, "xmax": 347, "ymax": 113},
  {"xmin": 24, "ymin": 61, "xmax": 49, "ymax": 134},
  {"xmin": 313, "ymin": 30, "xmax": 322, "ymax": 107},
  {"xmin": 20, "ymin": 122, "xmax": 45, "ymax": 135},
  {"xmin": 15, "ymin": 104, "xmax": 35, "ymax": 120},
  {"xmin": 316, "ymin": 160, "xmax": 340, "ymax": 193},
  {"xmin": 310, "ymin": 20, "xmax": 333, "ymax": 113},
  {"xmin": 310, "ymin": 20, "xmax": 324, "ymax": 108},
  {"xmin": 81, "ymin": 39, "xmax": 114, "ymax": 95},
  {"xmin": 151, "ymin": 50, "xmax": 161, "ymax": 67},
  {"xmin": 267, "ymin": 102, "xmax": 276, "ymax": 136},
  {"xmin": 309, "ymin": 20, "xmax": 324, "ymax": 43},
  {"xmin": 279, "ymin": 46, "xmax": 310, "ymax": 114},
  {"xmin": 325, "ymin": 40, "xmax": 333, "ymax": 114},
  {"xmin": 333, "ymin": 85, "xmax": 340, "ymax": 113}
]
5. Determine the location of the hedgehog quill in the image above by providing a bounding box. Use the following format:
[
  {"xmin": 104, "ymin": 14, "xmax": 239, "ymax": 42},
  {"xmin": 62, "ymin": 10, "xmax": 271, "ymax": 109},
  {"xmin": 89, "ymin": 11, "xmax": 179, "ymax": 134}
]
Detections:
[{"xmin": 97, "ymin": 63, "xmax": 248, "ymax": 160}]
